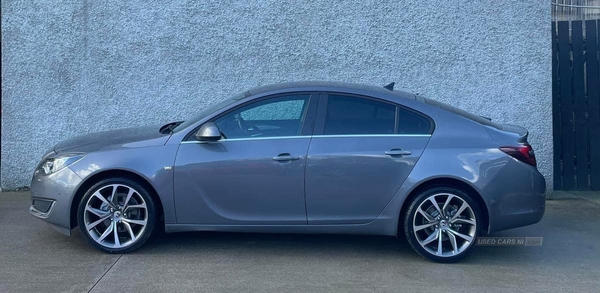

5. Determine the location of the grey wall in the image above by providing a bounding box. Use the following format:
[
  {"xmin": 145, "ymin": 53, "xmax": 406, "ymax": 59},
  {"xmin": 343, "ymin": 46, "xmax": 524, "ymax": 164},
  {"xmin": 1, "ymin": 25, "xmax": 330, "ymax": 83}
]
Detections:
[{"xmin": 1, "ymin": 0, "xmax": 552, "ymax": 190}]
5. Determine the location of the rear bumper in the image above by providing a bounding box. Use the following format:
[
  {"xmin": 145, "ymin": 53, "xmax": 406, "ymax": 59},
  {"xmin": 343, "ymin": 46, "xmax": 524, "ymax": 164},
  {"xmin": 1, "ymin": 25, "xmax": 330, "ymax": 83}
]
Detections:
[
  {"xmin": 29, "ymin": 167, "xmax": 82, "ymax": 236},
  {"xmin": 483, "ymin": 160, "xmax": 546, "ymax": 233}
]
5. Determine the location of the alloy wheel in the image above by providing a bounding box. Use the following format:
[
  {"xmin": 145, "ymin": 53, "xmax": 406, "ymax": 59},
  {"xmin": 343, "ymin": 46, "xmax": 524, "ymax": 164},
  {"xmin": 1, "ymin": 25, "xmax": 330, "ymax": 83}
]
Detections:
[
  {"xmin": 412, "ymin": 193, "xmax": 477, "ymax": 257},
  {"xmin": 83, "ymin": 184, "xmax": 148, "ymax": 249}
]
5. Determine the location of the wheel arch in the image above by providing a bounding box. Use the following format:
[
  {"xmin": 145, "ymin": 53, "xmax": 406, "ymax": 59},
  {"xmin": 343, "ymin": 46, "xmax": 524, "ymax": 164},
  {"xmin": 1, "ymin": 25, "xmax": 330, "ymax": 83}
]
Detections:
[
  {"xmin": 398, "ymin": 177, "xmax": 490, "ymax": 235},
  {"xmin": 70, "ymin": 169, "xmax": 165, "ymax": 229}
]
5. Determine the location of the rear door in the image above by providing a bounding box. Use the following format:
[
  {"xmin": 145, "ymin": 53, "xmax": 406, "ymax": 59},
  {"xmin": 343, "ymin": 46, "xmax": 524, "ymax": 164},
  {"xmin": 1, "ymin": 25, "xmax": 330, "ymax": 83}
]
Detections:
[{"xmin": 305, "ymin": 93, "xmax": 433, "ymax": 224}]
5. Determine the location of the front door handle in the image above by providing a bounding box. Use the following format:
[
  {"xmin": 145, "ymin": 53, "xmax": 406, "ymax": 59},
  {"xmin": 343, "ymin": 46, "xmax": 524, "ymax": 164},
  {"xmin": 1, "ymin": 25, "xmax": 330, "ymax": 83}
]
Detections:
[
  {"xmin": 273, "ymin": 153, "xmax": 300, "ymax": 161},
  {"xmin": 385, "ymin": 149, "xmax": 412, "ymax": 156}
]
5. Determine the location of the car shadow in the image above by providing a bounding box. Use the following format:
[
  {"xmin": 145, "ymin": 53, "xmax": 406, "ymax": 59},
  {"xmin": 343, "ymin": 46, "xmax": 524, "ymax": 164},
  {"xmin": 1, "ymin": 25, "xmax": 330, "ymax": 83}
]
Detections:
[
  {"xmin": 128, "ymin": 230, "xmax": 536, "ymax": 265},
  {"xmin": 146, "ymin": 231, "xmax": 411, "ymax": 255}
]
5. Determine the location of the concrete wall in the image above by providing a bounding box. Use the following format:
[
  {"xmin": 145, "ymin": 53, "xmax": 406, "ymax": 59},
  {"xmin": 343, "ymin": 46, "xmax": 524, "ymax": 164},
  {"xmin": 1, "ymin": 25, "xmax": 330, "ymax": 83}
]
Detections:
[{"xmin": 1, "ymin": 0, "xmax": 552, "ymax": 190}]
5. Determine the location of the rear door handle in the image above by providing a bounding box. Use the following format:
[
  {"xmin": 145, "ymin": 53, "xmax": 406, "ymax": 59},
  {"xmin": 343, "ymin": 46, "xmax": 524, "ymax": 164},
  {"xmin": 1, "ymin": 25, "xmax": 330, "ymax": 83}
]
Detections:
[
  {"xmin": 273, "ymin": 153, "xmax": 300, "ymax": 161},
  {"xmin": 385, "ymin": 149, "xmax": 412, "ymax": 156}
]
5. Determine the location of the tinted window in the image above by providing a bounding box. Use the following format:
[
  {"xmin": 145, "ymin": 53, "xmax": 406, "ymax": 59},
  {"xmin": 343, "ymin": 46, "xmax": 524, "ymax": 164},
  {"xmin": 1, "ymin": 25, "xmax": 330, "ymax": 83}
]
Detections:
[
  {"xmin": 397, "ymin": 107, "xmax": 433, "ymax": 134},
  {"xmin": 215, "ymin": 95, "xmax": 309, "ymax": 139},
  {"xmin": 324, "ymin": 95, "xmax": 395, "ymax": 135}
]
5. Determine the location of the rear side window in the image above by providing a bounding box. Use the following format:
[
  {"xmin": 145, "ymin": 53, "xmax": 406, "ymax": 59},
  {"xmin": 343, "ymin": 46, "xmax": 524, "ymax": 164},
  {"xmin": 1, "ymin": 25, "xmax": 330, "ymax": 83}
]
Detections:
[
  {"xmin": 324, "ymin": 95, "xmax": 396, "ymax": 135},
  {"xmin": 322, "ymin": 94, "xmax": 433, "ymax": 135}
]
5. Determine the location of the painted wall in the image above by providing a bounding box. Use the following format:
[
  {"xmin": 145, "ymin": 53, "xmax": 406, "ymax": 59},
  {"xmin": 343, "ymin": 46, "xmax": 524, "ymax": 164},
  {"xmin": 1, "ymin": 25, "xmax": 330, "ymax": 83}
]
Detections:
[{"xmin": 1, "ymin": 0, "xmax": 551, "ymax": 190}]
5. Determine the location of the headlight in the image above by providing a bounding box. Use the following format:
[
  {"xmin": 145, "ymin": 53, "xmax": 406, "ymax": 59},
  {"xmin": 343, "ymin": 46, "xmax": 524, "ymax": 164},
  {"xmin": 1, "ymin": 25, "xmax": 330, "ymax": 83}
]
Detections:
[{"xmin": 38, "ymin": 153, "xmax": 85, "ymax": 175}]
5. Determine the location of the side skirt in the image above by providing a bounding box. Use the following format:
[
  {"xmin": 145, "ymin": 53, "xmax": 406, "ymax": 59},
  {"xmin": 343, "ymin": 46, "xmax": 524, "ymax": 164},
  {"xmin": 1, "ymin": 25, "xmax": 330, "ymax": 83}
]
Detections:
[{"xmin": 165, "ymin": 218, "xmax": 397, "ymax": 236}]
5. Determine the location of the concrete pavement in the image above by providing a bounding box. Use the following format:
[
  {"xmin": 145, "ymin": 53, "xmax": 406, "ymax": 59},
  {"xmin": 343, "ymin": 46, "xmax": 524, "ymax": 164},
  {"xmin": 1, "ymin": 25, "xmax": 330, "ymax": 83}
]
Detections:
[{"xmin": 1, "ymin": 191, "xmax": 599, "ymax": 293}]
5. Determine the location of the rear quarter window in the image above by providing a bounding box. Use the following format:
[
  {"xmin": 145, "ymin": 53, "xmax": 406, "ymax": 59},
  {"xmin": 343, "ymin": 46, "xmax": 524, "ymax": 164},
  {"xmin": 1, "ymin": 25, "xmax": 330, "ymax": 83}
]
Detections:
[{"xmin": 397, "ymin": 107, "xmax": 434, "ymax": 134}]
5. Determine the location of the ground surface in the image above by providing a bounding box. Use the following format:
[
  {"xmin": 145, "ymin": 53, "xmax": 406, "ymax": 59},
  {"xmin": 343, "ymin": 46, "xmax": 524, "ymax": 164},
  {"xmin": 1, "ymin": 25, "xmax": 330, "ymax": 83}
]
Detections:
[{"xmin": 1, "ymin": 191, "xmax": 599, "ymax": 293}]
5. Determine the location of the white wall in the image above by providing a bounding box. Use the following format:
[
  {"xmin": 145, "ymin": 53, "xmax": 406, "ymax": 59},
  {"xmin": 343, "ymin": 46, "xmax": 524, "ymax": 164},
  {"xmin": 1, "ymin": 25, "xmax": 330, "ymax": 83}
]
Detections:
[{"xmin": 1, "ymin": 0, "xmax": 552, "ymax": 190}]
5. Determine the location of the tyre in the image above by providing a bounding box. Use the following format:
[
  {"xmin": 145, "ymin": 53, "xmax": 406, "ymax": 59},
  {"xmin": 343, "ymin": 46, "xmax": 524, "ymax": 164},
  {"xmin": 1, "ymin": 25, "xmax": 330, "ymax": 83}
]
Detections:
[
  {"xmin": 403, "ymin": 186, "xmax": 481, "ymax": 263},
  {"xmin": 77, "ymin": 178, "xmax": 156, "ymax": 253}
]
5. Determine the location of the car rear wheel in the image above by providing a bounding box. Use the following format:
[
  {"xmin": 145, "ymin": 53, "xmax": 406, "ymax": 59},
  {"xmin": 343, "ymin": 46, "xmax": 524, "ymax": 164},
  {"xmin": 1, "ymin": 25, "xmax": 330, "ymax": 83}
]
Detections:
[
  {"xmin": 77, "ymin": 178, "xmax": 156, "ymax": 253},
  {"xmin": 403, "ymin": 186, "xmax": 481, "ymax": 263}
]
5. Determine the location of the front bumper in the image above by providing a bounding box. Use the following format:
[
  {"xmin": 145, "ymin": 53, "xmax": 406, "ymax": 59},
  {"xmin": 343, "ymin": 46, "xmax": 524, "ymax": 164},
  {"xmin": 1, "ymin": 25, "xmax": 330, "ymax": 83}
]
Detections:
[
  {"xmin": 29, "ymin": 166, "xmax": 83, "ymax": 236},
  {"xmin": 483, "ymin": 159, "xmax": 546, "ymax": 233}
]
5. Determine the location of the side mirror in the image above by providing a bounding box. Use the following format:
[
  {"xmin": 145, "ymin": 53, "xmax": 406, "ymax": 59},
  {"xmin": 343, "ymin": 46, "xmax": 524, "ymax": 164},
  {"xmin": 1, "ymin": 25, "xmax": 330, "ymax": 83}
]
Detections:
[{"xmin": 195, "ymin": 122, "xmax": 221, "ymax": 142}]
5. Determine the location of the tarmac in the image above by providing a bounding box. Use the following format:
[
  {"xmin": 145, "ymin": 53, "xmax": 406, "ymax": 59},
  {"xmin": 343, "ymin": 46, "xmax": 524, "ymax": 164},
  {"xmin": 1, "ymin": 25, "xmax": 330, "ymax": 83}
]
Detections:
[{"xmin": 1, "ymin": 191, "xmax": 599, "ymax": 293}]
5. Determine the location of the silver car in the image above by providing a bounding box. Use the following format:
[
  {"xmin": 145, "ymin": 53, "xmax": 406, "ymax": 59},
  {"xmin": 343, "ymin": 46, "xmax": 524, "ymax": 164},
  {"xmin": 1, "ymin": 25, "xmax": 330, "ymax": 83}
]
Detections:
[{"xmin": 29, "ymin": 81, "xmax": 545, "ymax": 262}]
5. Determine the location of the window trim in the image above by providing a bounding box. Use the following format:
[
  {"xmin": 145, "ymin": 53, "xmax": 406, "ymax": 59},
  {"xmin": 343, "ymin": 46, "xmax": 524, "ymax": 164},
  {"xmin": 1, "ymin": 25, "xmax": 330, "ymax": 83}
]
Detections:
[
  {"xmin": 312, "ymin": 92, "xmax": 435, "ymax": 136},
  {"xmin": 180, "ymin": 133, "xmax": 433, "ymax": 144},
  {"xmin": 183, "ymin": 92, "xmax": 320, "ymax": 141}
]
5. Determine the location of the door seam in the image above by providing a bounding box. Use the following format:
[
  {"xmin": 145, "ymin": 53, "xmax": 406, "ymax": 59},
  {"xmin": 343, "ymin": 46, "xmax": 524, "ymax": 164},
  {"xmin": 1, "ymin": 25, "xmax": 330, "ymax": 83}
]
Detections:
[{"xmin": 302, "ymin": 136, "xmax": 312, "ymax": 225}]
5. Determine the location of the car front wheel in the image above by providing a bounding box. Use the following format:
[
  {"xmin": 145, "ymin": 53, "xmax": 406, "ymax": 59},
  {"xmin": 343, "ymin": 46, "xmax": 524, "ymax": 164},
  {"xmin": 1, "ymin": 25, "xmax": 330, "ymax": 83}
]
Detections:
[
  {"xmin": 403, "ymin": 186, "xmax": 481, "ymax": 263},
  {"xmin": 77, "ymin": 178, "xmax": 156, "ymax": 253}
]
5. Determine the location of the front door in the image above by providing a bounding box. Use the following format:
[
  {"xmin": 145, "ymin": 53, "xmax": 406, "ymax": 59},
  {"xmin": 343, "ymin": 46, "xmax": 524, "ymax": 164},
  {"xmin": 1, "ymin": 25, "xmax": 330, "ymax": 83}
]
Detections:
[
  {"xmin": 305, "ymin": 93, "xmax": 433, "ymax": 224},
  {"xmin": 174, "ymin": 93, "xmax": 318, "ymax": 225}
]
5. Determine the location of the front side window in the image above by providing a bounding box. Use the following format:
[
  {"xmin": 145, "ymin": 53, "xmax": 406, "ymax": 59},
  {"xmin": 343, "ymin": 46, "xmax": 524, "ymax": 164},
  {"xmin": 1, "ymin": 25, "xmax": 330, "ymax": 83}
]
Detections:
[
  {"xmin": 323, "ymin": 95, "xmax": 396, "ymax": 135},
  {"xmin": 215, "ymin": 94, "xmax": 309, "ymax": 139}
]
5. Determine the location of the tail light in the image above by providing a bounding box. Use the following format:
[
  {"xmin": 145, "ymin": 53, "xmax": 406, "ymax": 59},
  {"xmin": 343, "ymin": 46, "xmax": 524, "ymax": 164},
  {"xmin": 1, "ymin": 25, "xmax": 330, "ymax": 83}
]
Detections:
[{"xmin": 500, "ymin": 145, "xmax": 537, "ymax": 167}]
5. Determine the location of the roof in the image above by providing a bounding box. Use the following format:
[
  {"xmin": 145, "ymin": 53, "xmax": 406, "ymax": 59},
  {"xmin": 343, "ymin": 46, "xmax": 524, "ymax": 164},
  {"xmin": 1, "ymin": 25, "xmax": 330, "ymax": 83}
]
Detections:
[{"xmin": 246, "ymin": 81, "xmax": 417, "ymax": 100}]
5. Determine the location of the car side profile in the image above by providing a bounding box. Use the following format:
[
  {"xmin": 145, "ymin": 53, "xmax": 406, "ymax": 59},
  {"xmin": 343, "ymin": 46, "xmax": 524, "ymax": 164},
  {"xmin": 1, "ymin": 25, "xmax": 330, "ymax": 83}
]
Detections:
[{"xmin": 29, "ymin": 81, "xmax": 545, "ymax": 262}]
